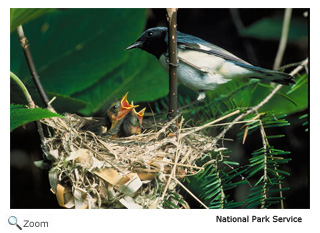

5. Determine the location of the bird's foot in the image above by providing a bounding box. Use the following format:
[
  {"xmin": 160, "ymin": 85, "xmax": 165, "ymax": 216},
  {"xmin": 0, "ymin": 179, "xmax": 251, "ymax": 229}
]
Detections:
[{"xmin": 197, "ymin": 92, "xmax": 206, "ymax": 101}]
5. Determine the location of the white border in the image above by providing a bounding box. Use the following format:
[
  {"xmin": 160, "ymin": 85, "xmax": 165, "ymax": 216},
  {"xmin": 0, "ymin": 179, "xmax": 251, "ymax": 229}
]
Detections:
[{"xmin": 3, "ymin": 2, "xmax": 318, "ymax": 232}]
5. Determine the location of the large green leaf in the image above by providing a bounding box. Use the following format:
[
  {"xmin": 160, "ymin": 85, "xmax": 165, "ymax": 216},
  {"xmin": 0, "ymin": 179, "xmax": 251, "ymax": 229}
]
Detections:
[
  {"xmin": 10, "ymin": 79, "xmax": 87, "ymax": 113},
  {"xmin": 10, "ymin": 104, "xmax": 63, "ymax": 132},
  {"xmin": 74, "ymin": 50, "xmax": 168, "ymax": 115},
  {"xmin": 10, "ymin": 8, "xmax": 54, "ymax": 32},
  {"xmin": 244, "ymin": 76, "xmax": 308, "ymax": 114},
  {"xmin": 10, "ymin": 9, "xmax": 168, "ymax": 115},
  {"xmin": 241, "ymin": 17, "xmax": 308, "ymax": 41}
]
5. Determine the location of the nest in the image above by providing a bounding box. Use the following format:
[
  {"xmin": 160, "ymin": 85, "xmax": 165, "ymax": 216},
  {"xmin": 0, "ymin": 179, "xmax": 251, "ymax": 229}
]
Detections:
[{"xmin": 40, "ymin": 112, "xmax": 223, "ymax": 209}]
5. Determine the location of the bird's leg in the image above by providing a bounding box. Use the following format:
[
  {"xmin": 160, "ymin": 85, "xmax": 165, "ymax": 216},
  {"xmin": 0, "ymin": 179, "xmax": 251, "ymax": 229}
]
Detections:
[
  {"xmin": 165, "ymin": 54, "xmax": 180, "ymax": 67},
  {"xmin": 177, "ymin": 91, "xmax": 205, "ymax": 111},
  {"xmin": 196, "ymin": 91, "xmax": 206, "ymax": 101}
]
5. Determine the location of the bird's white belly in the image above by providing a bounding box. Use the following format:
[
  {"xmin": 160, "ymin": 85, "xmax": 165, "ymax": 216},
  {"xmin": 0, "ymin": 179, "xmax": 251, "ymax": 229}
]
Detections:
[{"xmin": 159, "ymin": 50, "xmax": 252, "ymax": 91}]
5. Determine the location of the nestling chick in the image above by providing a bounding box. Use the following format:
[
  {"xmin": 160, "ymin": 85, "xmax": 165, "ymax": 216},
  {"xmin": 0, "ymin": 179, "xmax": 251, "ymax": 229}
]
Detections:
[
  {"xmin": 104, "ymin": 92, "xmax": 138, "ymax": 137},
  {"xmin": 120, "ymin": 105, "xmax": 146, "ymax": 137}
]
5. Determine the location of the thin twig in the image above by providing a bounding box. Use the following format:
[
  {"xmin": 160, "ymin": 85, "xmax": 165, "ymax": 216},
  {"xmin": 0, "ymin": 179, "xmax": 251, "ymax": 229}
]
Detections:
[
  {"xmin": 10, "ymin": 71, "xmax": 35, "ymax": 108},
  {"xmin": 258, "ymin": 119, "xmax": 284, "ymax": 209},
  {"xmin": 181, "ymin": 109, "xmax": 240, "ymax": 138},
  {"xmin": 258, "ymin": 119, "xmax": 268, "ymax": 209},
  {"xmin": 167, "ymin": 8, "xmax": 178, "ymax": 118},
  {"xmin": 146, "ymin": 159, "xmax": 204, "ymax": 171},
  {"xmin": 229, "ymin": 9, "xmax": 259, "ymax": 65},
  {"xmin": 171, "ymin": 176, "xmax": 209, "ymax": 209},
  {"xmin": 155, "ymin": 112, "xmax": 181, "ymax": 138},
  {"xmin": 17, "ymin": 25, "xmax": 55, "ymax": 113},
  {"xmin": 10, "ymin": 71, "xmax": 50, "ymax": 161},
  {"xmin": 273, "ymin": 8, "xmax": 292, "ymax": 70},
  {"xmin": 161, "ymin": 117, "xmax": 184, "ymax": 201}
]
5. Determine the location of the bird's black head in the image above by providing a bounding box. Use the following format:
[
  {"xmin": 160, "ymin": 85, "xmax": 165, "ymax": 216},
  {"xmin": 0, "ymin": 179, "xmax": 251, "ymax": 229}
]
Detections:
[{"xmin": 126, "ymin": 27, "xmax": 168, "ymax": 59}]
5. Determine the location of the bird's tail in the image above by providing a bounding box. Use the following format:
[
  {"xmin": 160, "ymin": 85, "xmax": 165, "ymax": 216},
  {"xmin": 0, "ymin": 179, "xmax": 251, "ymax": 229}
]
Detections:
[{"xmin": 248, "ymin": 65, "xmax": 295, "ymax": 85}]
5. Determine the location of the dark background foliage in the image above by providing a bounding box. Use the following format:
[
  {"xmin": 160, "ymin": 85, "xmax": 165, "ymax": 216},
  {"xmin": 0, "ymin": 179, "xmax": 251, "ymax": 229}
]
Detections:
[{"xmin": 10, "ymin": 8, "xmax": 309, "ymax": 208}]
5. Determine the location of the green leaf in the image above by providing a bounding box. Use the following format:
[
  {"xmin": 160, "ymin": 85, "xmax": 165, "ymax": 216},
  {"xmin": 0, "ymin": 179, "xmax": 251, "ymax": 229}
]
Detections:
[
  {"xmin": 255, "ymin": 176, "xmax": 265, "ymax": 186},
  {"xmin": 11, "ymin": 81, "xmax": 87, "ymax": 113},
  {"xmin": 11, "ymin": 9, "xmax": 168, "ymax": 115},
  {"xmin": 241, "ymin": 17, "xmax": 308, "ymax": 42},
  {"xmin": 10, "ymin": 8, "xmax": 54, "ymax": 32},
  {"xmin": 267, "ymin": 168, "xmax": 290, "ymax": 176},
  {"xmin": 73, "ymin": 50, "xmax": 168, "ymax": 115},
  {"xmin": 252, "ymin": 82, "xmax": 308, "ymax": 115},
  {"xmin": 299, "ymin": 113, "xmax": 308, "ymax": 119},
  {"xmin": 10, "ymin": 104, "xmax": 63, "ymax": 131},
  {"xmin": 223, "ymin": 161, "xmax": 240, "ymax": 166},
  {"xmin": 275, "ymin": 92, "xmax": 298, "ymax": 107},
  {"xmin": 266, "ymin": 134, "xmax": 285, "ymax": 139},
  {"xmin": 268, "ymin": 187, "xmax": 290, "ymax": 193},
  {"xmin": 287, "ymin": 74, "xmax": 308, "ymax": 95},
  {"xmin": 247, "ymin": 164, "xmax": 264, "ymax": 179}
]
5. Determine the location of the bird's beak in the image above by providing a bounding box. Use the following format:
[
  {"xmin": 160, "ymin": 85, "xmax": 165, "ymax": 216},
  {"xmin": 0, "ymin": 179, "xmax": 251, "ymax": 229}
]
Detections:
[
  {"xmin": 126, "ymin": 40, "xmax": 143, "ymax": 50},
  {"xmin": 133, "ymin": 107, "xmax": 146, "ymax": 125},
  {"xmin": 116, "ymin": 92, "xmax": 138, "ymax": 121},
  {"xmin": 109, "ymin": 93, "xmax": 138, "ymax": 131}
]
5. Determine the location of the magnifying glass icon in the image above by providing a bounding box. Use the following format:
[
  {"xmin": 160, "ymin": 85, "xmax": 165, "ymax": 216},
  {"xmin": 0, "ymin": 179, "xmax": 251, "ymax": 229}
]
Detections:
[{"xmin": 8, "ymin": 216, "xmax": 22, "ymax": 230}]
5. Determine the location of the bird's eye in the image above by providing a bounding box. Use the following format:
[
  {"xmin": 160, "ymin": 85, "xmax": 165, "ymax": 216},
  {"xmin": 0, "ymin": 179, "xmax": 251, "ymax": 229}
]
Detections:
[
  {"xmin": 112, "ymin": 103, "xmax": 120, "ymax": 111},
  {"xmin": 147, "ymin": 31, "xmax": 153, "ymax": 37}
]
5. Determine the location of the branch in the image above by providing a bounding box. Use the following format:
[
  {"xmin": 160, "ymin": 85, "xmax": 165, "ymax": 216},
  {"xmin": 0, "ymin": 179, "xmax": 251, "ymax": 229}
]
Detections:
[
  {"xmin": 258, "ymin": 119, "xmax": 284, "ymax": 209},
  {"xmin": 229, "ymin": 9, "xmax": 259, "ymax": 65},
  {"xmin": 273, "ymin": 8, "xmax": 292, "ymax": 70},
  {"xmin": 10, "ymin": 71, "xmax": 35, "ymax": 108},
  {"xmin": 167, "ymin": 8, "xmax": 178, "ymax": 118},
  {"xmin": 171, "ymin": 176, "xmax": 209, "ymax": 209},
  {"xmin": 10, "ymin": 71, "xmax": 50, "ymax": 161},
  {"xmin": 17, "ymin": 25, "xmax": 55, "ymax": 112}
]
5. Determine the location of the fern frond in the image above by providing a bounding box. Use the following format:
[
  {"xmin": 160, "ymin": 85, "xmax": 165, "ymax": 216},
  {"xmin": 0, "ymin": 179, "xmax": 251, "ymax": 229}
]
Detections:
[
  {"xmin": 195, "ymin": 149, "xmax": 248, "ymax": 209},
  {"xmin": 163, "ymin": 191, "xmax": 188, "ymax": 209},
  {"xmin": 245, "ymin": 117, "xmax": 291, "ymax": 209}
]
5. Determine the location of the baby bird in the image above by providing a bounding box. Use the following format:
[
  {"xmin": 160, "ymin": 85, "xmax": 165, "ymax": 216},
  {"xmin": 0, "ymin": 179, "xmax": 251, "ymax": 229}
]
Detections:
[
  {"xmin": 120, "ymin": 105, "xmax": 146, "ymax": 137},
  {"xmin": 104, "ymin": 93, "xmax": 138, "ymax": 137},
  {"xmin": 81, "ymin": 92, "xmax": 137, "ymax": 136}
]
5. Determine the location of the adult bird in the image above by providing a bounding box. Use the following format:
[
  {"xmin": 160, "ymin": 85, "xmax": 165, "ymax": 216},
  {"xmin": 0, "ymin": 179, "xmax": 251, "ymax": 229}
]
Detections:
[{"xmin": 126, "ymin": 27, "xmax": 295, "ymax": 101}]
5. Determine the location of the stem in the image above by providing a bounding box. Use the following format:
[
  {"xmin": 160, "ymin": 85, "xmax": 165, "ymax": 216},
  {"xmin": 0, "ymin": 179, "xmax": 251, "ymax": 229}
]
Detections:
[
  {"xmin": 171, "ymin": 176, "xmax": 209, "ymax": 209},
  {"xmin": 167, "ymin": 8, "xmax": 178, "ymax": 118},
  {"xmin": 214, "ymin": 155, "xmax": 225, "ymax": 209},
  {"xmin": 273, "ymin": 8, "xmax": 292, "ymax": 70},
  {"xmin": 229, "ymin": 9, "xmax": 259, "ymax": 65},
  {"xmin": 258, "ymin": 119, "xmax": 268, "ymax": 208},
  {"xmin": 10, "ymin": 71, "xmax": 50, "ymax": 161},
  {"xmin": 10, "ymin": 71, "xmax": 35, "ymax": 108},
  {"xmin": 258, "ymin": 119, "xmax": 284, "ymax": 209},
  {"xmin": 17, "ymin": 25, "xmax": 55, "ymax": 112},
  {"xmin": 161, "ymin": 117, "xmax": 183, "ymax": 201}
]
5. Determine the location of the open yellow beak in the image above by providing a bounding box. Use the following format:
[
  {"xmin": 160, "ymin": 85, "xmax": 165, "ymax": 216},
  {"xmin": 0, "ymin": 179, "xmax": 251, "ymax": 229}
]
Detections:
[
  {"xmin": 133, "ymin": 106, "xmax": 146, "ymax": 125},
  {"xmin": 115, "ymin": 92, "xmax": 139, "ymax": 121}
]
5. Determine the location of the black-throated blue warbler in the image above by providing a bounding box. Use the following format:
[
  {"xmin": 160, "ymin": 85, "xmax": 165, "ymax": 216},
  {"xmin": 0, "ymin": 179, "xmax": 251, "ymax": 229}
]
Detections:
[{"xmin": 126, "ymin": 27, "xmax": 295, "ymax": 101}]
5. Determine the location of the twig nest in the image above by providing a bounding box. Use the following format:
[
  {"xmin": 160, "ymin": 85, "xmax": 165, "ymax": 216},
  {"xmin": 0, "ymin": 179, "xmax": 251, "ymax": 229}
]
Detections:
[{"xmin": 40, "ymin": 113, "xmax": 218, "ymax": 209}]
